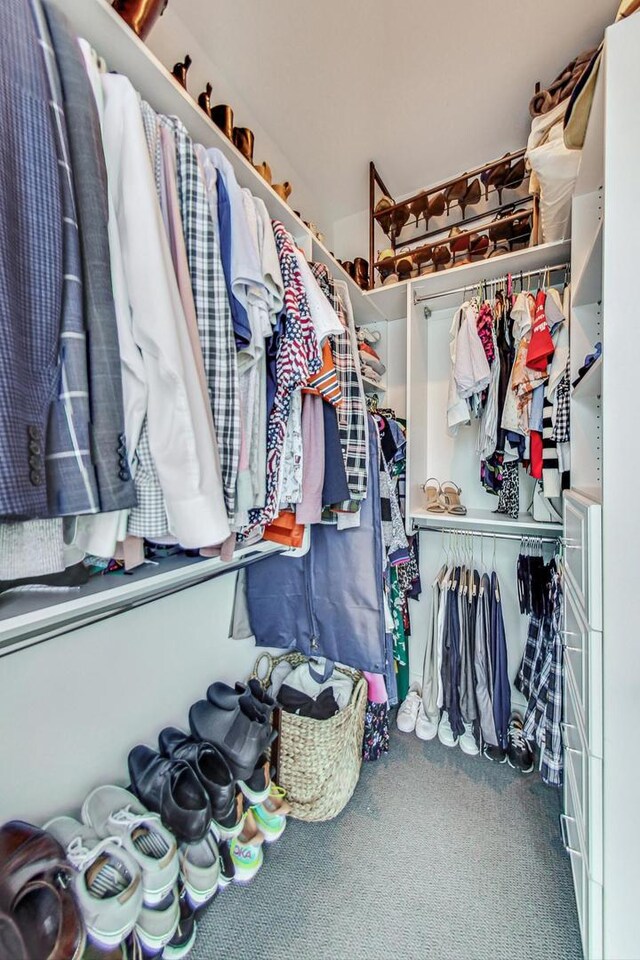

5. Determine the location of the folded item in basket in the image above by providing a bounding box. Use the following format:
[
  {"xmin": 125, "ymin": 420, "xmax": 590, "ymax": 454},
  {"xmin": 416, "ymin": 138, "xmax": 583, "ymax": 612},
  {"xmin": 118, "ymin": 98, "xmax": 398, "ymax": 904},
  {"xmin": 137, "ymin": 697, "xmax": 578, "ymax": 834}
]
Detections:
[
  {"xmin": 278, "ymin": 684, "xmax": 340, "ymax": 719},
  {"xmin": 276, "ymin": 659, "xmax": 354, "ymax": 712}
]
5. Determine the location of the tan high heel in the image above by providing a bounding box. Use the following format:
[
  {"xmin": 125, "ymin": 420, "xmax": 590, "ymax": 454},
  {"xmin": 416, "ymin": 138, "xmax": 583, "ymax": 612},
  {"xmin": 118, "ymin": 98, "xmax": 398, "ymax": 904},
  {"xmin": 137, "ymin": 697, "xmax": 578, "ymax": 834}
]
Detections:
[
  {"xmin": 441, "ymin": 481, "xmax": 467, "ymax": 516},
  {"xmin": 422, "ymin": 478, "xmax": 446, "ymax": 514}
]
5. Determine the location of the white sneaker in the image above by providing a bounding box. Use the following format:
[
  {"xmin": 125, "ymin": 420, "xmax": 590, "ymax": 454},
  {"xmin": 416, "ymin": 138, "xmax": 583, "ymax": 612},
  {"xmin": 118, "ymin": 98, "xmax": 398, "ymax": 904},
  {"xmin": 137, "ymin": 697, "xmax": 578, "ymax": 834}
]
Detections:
[
  {"xmin": 396, "ymin": 682, "xmax": 422, "ymax": 733},
  {"xmin": 459, "ymin": 722, "xmax": 480, "ymax": 756},
  {"xmin": 44, "ymin": 816, "xmax": 142, "ymax": 949},
  {"xmin": 437, "ymin": 710, "xmax": 459, "ymax": 747},
  {"xmin": 415, "ymin": 703, "xmax": 439, "ymax": 741},
  {"xmin": 82, "ymin": 785, "xmax": 179, "ymax": 906},
  {"xmin": 135, "ymin": 888, "xmax": 180, "ymax": 954},
  {"xmin": 179, "ymin": 832, "xmax": 220, "ymax": 909}
]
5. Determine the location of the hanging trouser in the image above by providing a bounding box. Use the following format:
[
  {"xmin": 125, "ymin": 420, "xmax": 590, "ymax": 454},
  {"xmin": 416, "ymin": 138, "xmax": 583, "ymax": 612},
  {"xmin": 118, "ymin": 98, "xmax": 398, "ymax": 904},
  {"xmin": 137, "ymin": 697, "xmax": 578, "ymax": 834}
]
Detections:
[
  {"xmin": 475, "ymin": 574, "xmax": 498, "ymax": 746},
  {"xmin": 421, "ymin": 572, "xmax": 443, "ymax": 722},
  {"xmin": 491, "ymin": 571, "xmax": 512, "ymax": 749}
]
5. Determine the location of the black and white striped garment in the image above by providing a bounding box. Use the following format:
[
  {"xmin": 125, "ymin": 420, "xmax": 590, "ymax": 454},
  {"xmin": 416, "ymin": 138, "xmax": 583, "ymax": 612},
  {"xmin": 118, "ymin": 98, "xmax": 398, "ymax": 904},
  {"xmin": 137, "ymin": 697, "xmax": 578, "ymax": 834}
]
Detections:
[{"xmin": 542, "ymin": 395, "xmax": 561, "ymax": 498}]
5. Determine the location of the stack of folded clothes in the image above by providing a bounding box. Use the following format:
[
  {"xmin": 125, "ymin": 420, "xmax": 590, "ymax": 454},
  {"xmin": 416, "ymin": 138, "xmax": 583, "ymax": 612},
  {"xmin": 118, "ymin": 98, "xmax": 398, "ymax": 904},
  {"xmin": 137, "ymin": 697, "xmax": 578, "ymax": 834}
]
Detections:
[{"xmin": 357, "ymin": 327, "xmax": 386, "ymax": 385}]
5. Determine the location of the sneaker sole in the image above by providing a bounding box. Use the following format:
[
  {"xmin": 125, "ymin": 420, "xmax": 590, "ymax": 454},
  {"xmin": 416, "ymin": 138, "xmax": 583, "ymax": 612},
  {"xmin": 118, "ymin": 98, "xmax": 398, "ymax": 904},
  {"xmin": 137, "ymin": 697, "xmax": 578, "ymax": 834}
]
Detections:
[
  {"xmin": 237, "ymin": 781, "xmax": 270, "ymax": 805},
  {"xmin": 483, "ymin": 751, "xmax": 507, "ymax": 764},
  {"xmin": 211, "ymin": 817, "xmax": 244, "ymax": 841},
  {"xmin": 182, "ymin": 878, "xmax": 219, "ymax": 909},
  {"xmin": 162, "ymin": 922, "xmax": 197, "ymax": 960},
  {"xmin": 415, "ymin": 727, "xmax": 438, "ymax": 741},
  {"xmin": 459, "ymin": 741, "xmax": 480, "ymax": 756},
  {"xmin": 507, "ymin": 757, "xmax": 535, "ymax": 774},
  {"xmin": 437, "ymin": 734, "xmax": 459, "ymax": 748}
]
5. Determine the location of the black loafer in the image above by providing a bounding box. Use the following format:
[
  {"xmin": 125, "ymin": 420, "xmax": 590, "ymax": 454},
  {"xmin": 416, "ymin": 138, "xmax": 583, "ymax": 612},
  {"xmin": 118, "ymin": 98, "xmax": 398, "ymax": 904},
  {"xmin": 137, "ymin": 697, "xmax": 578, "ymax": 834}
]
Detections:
[
  {"xmin": 158, "ymin": 728, "xmax": 240, "ymax": 834},
  {"xmin": 128, "ymin": 746, "xmax": 212, "ymax": 844},
  {"xmin": 189, "ymin": 699, "xmax": 275, "ymax": 781}
]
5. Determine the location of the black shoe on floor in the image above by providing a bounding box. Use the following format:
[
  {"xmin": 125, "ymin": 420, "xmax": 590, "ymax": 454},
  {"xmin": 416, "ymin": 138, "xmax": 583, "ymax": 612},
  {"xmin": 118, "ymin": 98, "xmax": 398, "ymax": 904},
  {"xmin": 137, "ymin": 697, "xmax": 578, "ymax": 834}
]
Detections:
[
  {"xmin": 162, "ymin": 883, "xmax": 197, "ymax": 960},
  {"xmin": 158, "ymin": 728, "xmax": 239, "ymax": 835},
  {"xmin": 483, "ymin": 742, "xmax": 507, "ymax": 764},
  {"xmin": 506, "ymin": 713, "xmax": 535, "ymax": 773},
  {"xmin": 206, "ymin": 680, "xmax": 275, "ymax": 718},
  {"xmin": 128, "ymin": 745, "xmax": 212, "ymax": 844},
  {"xmin": 189, "ymin": 699, "xmax": 276, "ymax": 781}
]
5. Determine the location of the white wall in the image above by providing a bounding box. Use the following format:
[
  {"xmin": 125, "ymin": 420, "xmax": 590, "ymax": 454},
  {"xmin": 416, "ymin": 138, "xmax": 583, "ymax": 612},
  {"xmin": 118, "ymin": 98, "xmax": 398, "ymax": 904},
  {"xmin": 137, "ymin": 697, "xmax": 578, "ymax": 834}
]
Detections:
[{"xmin": 0, "ymin": 576, "xmax": 277, "ymax": 823}]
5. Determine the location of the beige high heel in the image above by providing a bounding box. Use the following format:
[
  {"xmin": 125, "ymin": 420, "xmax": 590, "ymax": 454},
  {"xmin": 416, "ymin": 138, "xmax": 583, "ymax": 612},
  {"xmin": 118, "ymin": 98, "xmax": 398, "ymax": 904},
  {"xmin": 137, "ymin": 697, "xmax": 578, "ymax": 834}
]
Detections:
[
  {"xmin": 422, "ymin": 478, "xmax": 446, "ymax": 514},
  {"xmin": 441, "ymin": 481, "xmax": 467, "ymax": 516}
]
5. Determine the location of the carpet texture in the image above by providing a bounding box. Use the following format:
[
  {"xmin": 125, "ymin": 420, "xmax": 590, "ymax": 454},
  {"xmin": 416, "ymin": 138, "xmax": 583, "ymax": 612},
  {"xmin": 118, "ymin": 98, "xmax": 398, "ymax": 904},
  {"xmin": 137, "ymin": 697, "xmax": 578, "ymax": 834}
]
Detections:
[{"xmin": 192, "ymin": 729, "xmax": 582, "ymax": 960}]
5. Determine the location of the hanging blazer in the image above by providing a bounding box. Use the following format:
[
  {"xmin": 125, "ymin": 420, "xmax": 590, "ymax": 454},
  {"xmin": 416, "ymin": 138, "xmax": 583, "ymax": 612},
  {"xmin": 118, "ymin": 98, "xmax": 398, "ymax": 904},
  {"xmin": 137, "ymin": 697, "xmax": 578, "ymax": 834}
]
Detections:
[
  {"xmin": 0, "ymin": 0, "xmax": 63, "ymax": 519},
  {"xmin": 245, "ymin": 417, "xmax": 386, "ymax": 674},
  {"xmin": 45, "ymin": 3, "xmax": 137, "ymax": 514}
]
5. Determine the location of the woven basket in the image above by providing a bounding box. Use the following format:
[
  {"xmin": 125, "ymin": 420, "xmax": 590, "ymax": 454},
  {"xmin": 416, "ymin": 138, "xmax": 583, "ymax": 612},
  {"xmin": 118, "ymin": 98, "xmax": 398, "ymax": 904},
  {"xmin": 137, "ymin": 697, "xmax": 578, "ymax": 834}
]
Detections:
[{"xmin": 251, "ymin": 652, "xmax": 367, "ymax": 822}]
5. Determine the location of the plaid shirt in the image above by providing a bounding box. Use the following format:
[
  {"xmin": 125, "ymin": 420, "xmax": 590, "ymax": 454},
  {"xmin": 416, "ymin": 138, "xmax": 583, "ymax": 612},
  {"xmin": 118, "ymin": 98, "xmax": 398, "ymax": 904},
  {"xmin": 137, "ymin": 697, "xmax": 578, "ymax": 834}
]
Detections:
[
  {"xmin": 310, "ymin": 264, "xmax": 368, "ymax": 500},
  {"xmin": 166, "ymin": 118, "xmax": 239, "ymax": 520},
  {"xmin": 516, "ymin": 563, "xmax": 564, "ymax": 786},
  {"xmin": 31, "ymin": 0, "xmax": 99, "ymax": 517}
]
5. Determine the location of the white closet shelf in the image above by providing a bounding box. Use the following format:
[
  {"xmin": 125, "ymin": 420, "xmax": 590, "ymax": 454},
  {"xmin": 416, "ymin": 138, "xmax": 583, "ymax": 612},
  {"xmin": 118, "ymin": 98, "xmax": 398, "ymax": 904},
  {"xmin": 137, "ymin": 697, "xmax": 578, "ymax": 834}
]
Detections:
[
  {"xmin": 54, "ymin": 0, "xmax": 384, "ymax": 327},
  {"xmin": 410, "ymin": 508, "xmax": 562, "ymax": 537},
  {"xmin": 572, "ymin": 355, "xmax": 602, "ymax": 399},
  {"xmin": 362, "ymin": 376, "xmax": 386, "ymax": 393},
  {"xmin": 572, "ymin": 218, "xmax": 603, "ymax": 307},
  {"xmin": 0, "ymin": 540, "xmax": 285, "ymax": 658},
  {"xmin": 366, "ymin": 240, "xmax": 571, "ymax": 320}
]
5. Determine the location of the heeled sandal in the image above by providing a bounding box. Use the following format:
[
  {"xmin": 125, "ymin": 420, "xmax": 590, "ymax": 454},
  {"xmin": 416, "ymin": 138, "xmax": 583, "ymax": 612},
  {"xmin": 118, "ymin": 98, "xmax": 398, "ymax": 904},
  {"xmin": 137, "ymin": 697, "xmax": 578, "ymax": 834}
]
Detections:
[
  {"xmin": 459, "ymin": 177, "xmax": 481, "ymax": 218},
  {"xmin": 422, "ymin": 478, "xmax": 446, "ymax": 514},
  {"xmin": 441, "ymin": 481, "xmax": 467, "ymax": 516}
]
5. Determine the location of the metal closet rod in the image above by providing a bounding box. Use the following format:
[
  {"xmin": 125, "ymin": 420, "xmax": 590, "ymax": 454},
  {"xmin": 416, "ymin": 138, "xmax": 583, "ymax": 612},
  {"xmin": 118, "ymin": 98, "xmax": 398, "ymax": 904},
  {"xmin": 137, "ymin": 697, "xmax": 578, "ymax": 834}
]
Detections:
[
  {"xmin": 417, "ymin": 525, "xmax": 561, "ymax": 545},
  {"xmin": 412, "ymin": 261, "xmax": 570, "ymax": 305}
]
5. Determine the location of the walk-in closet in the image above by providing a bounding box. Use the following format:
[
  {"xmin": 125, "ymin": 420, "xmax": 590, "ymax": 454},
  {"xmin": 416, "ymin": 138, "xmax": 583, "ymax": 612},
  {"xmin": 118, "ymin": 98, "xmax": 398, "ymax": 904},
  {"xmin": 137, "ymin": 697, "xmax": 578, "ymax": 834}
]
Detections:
[{"xmin": 0, "ymin": 1, "xmax": 637, "ymax": 958}]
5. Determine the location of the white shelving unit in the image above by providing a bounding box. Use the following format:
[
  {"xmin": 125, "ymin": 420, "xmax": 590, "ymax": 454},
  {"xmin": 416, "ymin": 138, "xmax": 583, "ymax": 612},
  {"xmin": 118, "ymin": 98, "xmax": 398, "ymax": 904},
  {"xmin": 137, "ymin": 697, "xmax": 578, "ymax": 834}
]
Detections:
[
  {"xmin": 572, "ymin": 355, "xmax": 602, "ymax": 400},
  {"xmin": 362, "ymin": 376, "xmax": 386, "ymax": 394},
  {"xmin": 411, "ymin": 508, "xmax": 562, "ymax": 537}
]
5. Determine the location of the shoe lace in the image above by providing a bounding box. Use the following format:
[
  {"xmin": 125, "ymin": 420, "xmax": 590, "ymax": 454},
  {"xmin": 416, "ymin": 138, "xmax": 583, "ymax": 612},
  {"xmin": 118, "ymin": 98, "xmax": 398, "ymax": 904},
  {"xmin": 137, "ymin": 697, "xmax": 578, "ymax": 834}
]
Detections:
[
  {"xmin": 66, "ymin": 834, "xmax": 122, "ymax": 872},
  {"xmin": 108, "ymin": 804, "xmax": 161, "ymax": 831},
  {"xmin": 509, "ymin": 724, "xmax": 529, "ymax": 751}
]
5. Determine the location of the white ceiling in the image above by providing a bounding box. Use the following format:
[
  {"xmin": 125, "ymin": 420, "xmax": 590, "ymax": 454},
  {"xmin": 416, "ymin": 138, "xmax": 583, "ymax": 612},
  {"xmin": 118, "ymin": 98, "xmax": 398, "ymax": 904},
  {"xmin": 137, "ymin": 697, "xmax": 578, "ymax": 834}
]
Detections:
[{"xmin": 166, "ymin": 0, "xmax": 616, "ymax": 225}]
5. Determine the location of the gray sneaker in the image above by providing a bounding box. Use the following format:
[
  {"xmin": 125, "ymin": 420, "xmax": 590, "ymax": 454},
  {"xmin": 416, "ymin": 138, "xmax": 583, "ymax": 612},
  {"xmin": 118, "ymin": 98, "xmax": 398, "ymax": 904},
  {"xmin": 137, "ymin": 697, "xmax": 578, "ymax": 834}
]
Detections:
[
  {"xmin": 43, "ymin": 816, "xmax": 142, "ymax": 949},
  {"xmin": 82, "ymin": 785, "xmax": 179, "ymax": 906},
  {"xmin": 135, "ymin": 887, "xmax": 180, "ymax": 955},
  {"xmin": 179, "ymin": 832, "xmax": 220, "ymax": 909}
]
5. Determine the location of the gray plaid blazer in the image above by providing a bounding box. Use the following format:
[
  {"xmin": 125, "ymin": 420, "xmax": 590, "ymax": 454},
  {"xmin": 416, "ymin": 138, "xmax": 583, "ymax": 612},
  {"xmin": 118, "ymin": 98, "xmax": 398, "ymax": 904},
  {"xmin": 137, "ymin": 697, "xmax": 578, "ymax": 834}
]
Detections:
[
  {"xmin": 45, "ymin": 3, "xmax": 137, "ymax": 513},
  {"xmin": 0, "ymin": 0, "xmax": 63, "ymax": 519}
]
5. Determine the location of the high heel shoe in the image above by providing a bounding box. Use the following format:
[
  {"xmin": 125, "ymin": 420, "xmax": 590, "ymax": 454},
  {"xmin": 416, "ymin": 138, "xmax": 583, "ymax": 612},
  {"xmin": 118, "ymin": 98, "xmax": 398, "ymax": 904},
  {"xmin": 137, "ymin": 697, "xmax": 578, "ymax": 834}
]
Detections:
[
  {"xmin": 211, "ymin": 104, "xmax": 233, "ymax": 140},
  {"xmin": 409, "ymin": 192, "xmax": 428, "ymax": 228},
  {"xmin": 427, "ymin": 192, "xmax": 446, "ymax": 227},
  {"xmin": 432, "ymin": 244, "xmax": 451, "ymax": 270},
  {"xmin": 504, "ymin": 157, "xmax": 526, "ymax": 193},
  {"xmin": 396, "ymin": 254, "xmax": 414, "ymax": 281},
  {"xmin": 448, "ymin": 226, "xmax": 469, "ymax": 264},
  {"xmin": 374, "ymin": 196, "xmax": 394, "ymax": 236},
  {"xmin": 354, "ymin": 257, "xmax": 370, "ymax": 290},
  {"xmin": 172, "ymin": 54, "xmax": 192, "ymax": 89},
  {"xmin": 389, "ymin": 206, "xmax": 409, "ymax": 243},
  {"xmin": 459, "ymin": 177, "xmax": 481, "ymax": 218},
  {"xmin": 481, "ymin": 155, "xmax": 510, "ymax": 203},
  {"xmin": 444, "ymin": 178, "xmax": 467, "ymax": 216},
  {"xmin": 377, "ymin": 249, "xmax": 398, "ymax": 286},
  {"xmin": 233, "ymin": 127, "xmax": 255, "ymax": 164},
  {"xmin": 414, "ymin": 246, "xmax": 433, "ymax": 275},
  {"xmin": 197, "ymin": 82, "xmax": 213, "ymax": 118},
  {"xmin": 469, "ymin": 234, "xmax": 490, "ymax": 260},
  {"xmin": 254, "ymin": 161, "xmax": 272, "ymax": 184}
]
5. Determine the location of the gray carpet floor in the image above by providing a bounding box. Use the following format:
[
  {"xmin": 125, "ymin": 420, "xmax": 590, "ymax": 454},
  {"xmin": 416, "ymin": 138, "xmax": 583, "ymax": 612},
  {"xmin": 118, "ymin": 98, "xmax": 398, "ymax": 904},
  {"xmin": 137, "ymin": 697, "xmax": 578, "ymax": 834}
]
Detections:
[{"xmin": 192, "ymin": 728, "xmax": 582, "ymax": 960}]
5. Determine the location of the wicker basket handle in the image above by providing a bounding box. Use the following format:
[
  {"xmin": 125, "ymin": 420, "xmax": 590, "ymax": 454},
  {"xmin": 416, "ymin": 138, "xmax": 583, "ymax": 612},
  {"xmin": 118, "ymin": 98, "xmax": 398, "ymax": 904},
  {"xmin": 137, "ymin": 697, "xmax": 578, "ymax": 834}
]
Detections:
[{"xmin": 250, "ymin": 652, "xmax": 277, "ymax": 688}]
